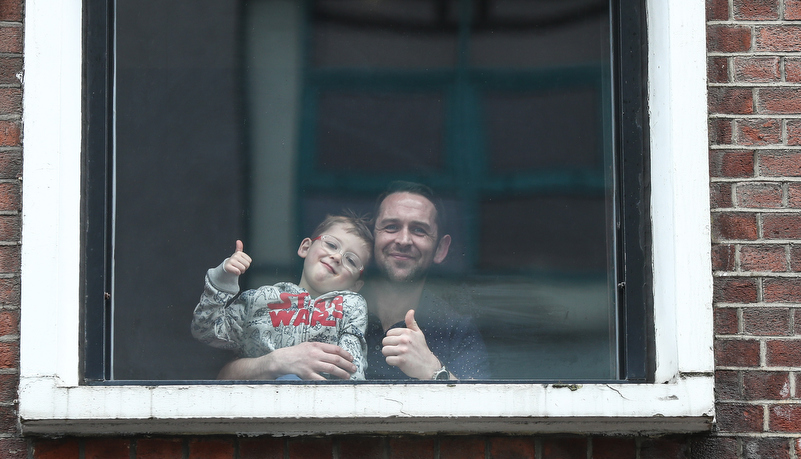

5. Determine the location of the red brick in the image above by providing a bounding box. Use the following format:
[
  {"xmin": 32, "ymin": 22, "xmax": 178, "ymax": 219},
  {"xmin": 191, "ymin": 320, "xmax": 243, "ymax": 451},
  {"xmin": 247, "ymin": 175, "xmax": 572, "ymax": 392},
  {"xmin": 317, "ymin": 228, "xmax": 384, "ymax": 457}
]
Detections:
[
  {"xmin": 0, "ymin": 121, "xmax": 19, "ymax": 147},
  {"xmin": 741, "ymin": 437, "xmax": 791, "ymax": 458},
  {"xmin": 711, "ymin": 182, "xmax": 733, "ymax": 209},
  {"xmin": 0, "ymin": 88, "xmax": 21, "ymax": 116},
  {"xmin": 708, "ymin": 0, "xmax": 730, "ymax": 20},
  {"xmin": 0, "ymin": 341, "xmax": 18, "ymax": 369},
  {"xmin": 743, "ymin": 371, "xmax": 791, "ymax": 400},
  {"xmin": 0, "ymin": 57, "xmax": 21, "ymax": 85},
  {"xmin": 715, "ymin": 306, "xmax": 739, "ymax": 334},
  {"xmin": 757, "ymin": 26, "xmax": 801, "ymax": 51},
  {"xmin": 714, "ymin": 277, "xmax": 759, "ymax": 303},
  {"xmin": 0, "ymin": 245, "xmax": 20, "ymax": 273},
  {"xmin": 769, "ymin": 404, "xmax": 801, "ymax": 431},
  {"xmin": 639, "ymin": 436, "xmax": 688, "ymax": 459},
  {"xmin": 715, "ymin": 338, "xmax": 760, "ymax": 366},
  {"xmin": 758, "ymin": 88, "xmax": 801, "ymax": 114},
  {"xmin": 788, "ymin": 0, "xmax": 801, "ymax": 18},
  {"xmin": 0, "ymin": 404, "xmax": 17, "ymax": 433},
  {"xmin": 795, "ymin": 309, "xmax": 801, "ymax": 333},
  {"xmin": 787, "ymin": 120, "xmax": 801, "ymax": 145},
  {"xmin": 764, "ymin": 278, "xmax": 801, "ymax": 302},
  {"xmin": 708, "ymin": 25, "xmax": 753, "ymax": 53},
  {"xmin": 591, "ymin": 437, "xmax": 635, "ymax": 459},
  {"xmin": 187, "ymin": 438, "xmax": 235, "ymax": 459},
  {"xmin": 767, "ymin": 339, "xmax": 801, "ymax": 366},
  {"xmin": 709, "ymin": 87, "xmax": 754, "ymax": 115},
  {"xmin": 759, "ymin": 151, "xmax": 801, "ymax": 176},
  {"xmin": 542, "ymin": 437, "xmax": 586, "ymax": 459},
  {"xmin": 735, "ymin": 118, "xmax": 782, "ymax": 145},
  {"xmin": 713, "ymin": 244, "xmax": 736, "ymax": 271},
  {"xmin": 0, "ymin": 182, "xmax": 20, "ymax": 212},
  {"xmin": 0, "ymin": 373, "xmax": 18, "ymax": 403},
  {"xmin": 712, "ymin": 212, "xmax": 759, "ymax": 240},
  {"xmin": 287, "ymin": 438, "xmax": 332, "ymax": 458},
  {"xmin": 0, "ymin": 309, "xmax": 19, "ymax": 336},
  {"xmin": 0, "ymin": 215, "xmax": 21, "ymax": 241},
  {"xmin": 736, "ymin": 182, "xmax": 783, "ymax": 208},
  {"xmin": 0, "ymin": 27, "xmax": 21, "ymax": 54},
  {"xmin": 789, "ymin": 184, "xmax": 801, "ymax": 207},
  {"xmin": 690, "ymin": 436, "xmax": 738, "ymax": 459},
  {"xmin": 794, "ymin": 438, "xmax": 801, "ymax": 458},
  {"xmin": 338, "ymin": 437, "xmax": 383, "ymax": 459},
  {"xmin": 710, "ymin": 150, "xmax": 755, "ymax": 177},
  {"xmin": 389, "ymin": 437, "xmax": 434, "ymax": 459},
  {"xmin": 763, "ymin": 214, "xmax": 801, "ymax": 239},
  {"xmin": 787, "ymin": 58, "xmax": 801, "ymax": 83},
  {"xmin": 716, "ymin": 402, "xmax": 764, "ymax": 432},
  {"xmin": 238, "ymin": 437, "xmax": 283, "ymax": 459},
  {"xmin": 709, "ymin": 118, "xmax": 733, "ymax": 145},
  {"xmin": 741, "ymin": 244, "xmax": 787, "ymax": 271},
  {"xmin": 791, "ymin": 246, "xmax": 801, "ymax": 271},
  {"xmin": 135, "ymin": 438, "xmax": 184, "ymax": 459},
  {"xmin": 715, "ymin": 370, "xmax": 741, "ymax": 400},
  {"xmin": 33, "ymin": 439, "xmax": 80, "ymax": 459},
  {"xmin": 734, "ymin": 0, "xmax": 780, "ymax": 19},
  {"xmin": 440, "ymin": 437, "xmax": 485, "ymax": 459},
  {"xmin": 708, "ymin": 57, "xmax": 730, "ymax": 84},
  {"xmin": 0, "ymin": 153, "xmax": 21, "ymax": 180},
  {"xmin": 0, "ymin": 437, "xmax": 27, "ymax": 459},
  {"xmin": 488, "ymin": 437, "xmax": 535, "ymax": 459},
  {"xmin": 85, "ymin": 438, "xmax": 129, "ymax": 459},
  {"xmin": 0, "ymin": 277, "xmax": 20, "ymax": 305},
  {"xmin": 0, "ymin": 1, "xmax": 21, "ymax": 22}
]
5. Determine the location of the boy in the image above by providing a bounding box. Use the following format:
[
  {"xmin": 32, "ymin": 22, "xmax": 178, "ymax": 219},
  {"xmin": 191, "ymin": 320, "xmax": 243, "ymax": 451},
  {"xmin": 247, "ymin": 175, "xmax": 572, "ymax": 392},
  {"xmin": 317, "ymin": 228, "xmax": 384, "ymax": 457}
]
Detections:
[{"xmin": 191, "ymin": 214, "xmax": 372, "ymax": 380}]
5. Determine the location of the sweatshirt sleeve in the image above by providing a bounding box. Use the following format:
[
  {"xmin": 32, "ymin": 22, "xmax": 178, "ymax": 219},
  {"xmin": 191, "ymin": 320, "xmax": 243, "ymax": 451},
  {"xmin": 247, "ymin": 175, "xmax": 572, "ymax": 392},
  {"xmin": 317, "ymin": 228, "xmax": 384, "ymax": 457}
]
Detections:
[
  {"xmin": 337, "ymin": 293, "xmax": 368, "ymax": 380},
  {"xmin": 190, "ymin": 261, "xmax": 248, "ymax": 351}
]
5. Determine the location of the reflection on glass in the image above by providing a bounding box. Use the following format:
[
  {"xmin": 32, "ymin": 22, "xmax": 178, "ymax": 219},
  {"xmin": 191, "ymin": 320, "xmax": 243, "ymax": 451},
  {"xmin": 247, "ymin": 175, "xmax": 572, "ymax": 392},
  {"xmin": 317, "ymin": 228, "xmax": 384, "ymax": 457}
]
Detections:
[{"xmin": 112, "ymin": 0, "xmax": 616, "ymax": 381}]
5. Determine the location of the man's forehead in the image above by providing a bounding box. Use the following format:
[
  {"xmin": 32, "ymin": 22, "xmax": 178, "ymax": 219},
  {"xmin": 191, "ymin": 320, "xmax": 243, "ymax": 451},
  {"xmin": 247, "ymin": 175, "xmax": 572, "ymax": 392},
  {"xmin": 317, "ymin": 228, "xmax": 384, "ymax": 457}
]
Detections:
[{"xmin": 377, "ymin": 192, "xmax": 437, "ymax": 224}]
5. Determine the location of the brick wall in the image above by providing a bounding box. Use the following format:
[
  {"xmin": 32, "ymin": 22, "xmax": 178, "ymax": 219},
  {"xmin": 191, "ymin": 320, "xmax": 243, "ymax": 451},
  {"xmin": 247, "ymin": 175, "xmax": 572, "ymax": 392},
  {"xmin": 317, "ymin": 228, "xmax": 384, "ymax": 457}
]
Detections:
[{"xmin": 5, "ymin": 0, "xmax": 801, "ymax": 457}]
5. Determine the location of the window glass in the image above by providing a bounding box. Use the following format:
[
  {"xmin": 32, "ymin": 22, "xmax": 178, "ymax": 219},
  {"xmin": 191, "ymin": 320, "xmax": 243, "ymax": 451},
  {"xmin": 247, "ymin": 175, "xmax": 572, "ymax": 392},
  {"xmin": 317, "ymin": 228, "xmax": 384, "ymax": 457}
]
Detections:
[{"xmin": 110, "ymin": 0, "xmax": 622, "ymax": 381}]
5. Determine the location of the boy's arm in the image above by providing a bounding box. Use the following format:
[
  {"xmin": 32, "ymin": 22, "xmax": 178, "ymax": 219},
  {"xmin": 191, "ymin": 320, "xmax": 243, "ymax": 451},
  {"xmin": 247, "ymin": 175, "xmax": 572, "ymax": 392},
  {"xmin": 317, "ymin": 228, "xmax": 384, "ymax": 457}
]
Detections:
[
  {"xmin": 337, "ymin": 293, "xmax": 369, "ymax": 380},
  {"xmin": 191, "ymin": 261, "xmax": 245, "ymax": 349},
  {"xmin": 217, "ymin": 342, "xmax": 358, "ymax": 380}
]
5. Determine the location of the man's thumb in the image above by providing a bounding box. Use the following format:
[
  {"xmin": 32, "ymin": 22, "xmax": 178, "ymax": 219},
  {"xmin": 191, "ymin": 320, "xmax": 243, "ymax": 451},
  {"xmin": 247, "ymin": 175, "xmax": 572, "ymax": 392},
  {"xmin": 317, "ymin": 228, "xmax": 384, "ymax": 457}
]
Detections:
[
  {"xmin": 405, "ymin": 309, "xmax": 420, "ymax": 331},
  {"xmin": 235, "ymin": 239, "xmax": 244, "ymax": 253}
]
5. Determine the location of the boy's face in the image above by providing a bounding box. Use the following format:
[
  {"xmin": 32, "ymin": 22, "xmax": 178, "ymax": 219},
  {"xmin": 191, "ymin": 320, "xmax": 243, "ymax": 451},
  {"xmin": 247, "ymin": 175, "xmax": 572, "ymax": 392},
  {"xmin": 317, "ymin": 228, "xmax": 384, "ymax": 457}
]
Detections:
[{"xmin": 297, "ymin": 223, "xmax": 371, "ymax": 298}]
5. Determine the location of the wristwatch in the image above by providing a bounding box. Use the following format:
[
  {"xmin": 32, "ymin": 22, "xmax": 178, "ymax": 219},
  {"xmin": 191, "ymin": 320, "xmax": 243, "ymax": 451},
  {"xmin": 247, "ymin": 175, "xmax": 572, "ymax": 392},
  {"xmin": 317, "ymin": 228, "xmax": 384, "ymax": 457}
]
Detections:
[{"xmin": 432, "ymin": 365, "xmax": 450, "ymax": 380}]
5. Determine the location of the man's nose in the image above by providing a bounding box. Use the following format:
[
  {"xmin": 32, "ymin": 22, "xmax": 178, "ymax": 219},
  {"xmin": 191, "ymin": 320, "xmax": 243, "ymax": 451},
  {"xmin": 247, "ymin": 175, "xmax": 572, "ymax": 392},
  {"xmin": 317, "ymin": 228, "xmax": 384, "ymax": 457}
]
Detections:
[{"xmin": 396, "ymin": 227, "xmax": 412, "ymax": 245}]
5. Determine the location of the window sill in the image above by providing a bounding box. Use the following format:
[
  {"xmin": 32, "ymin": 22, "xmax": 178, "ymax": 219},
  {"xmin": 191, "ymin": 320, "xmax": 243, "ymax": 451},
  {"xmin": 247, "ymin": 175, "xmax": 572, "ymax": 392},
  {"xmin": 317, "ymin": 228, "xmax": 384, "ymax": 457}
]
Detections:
[{"xmin": 19, "ymin": 376, "xmax": 714, "ymax": 435}]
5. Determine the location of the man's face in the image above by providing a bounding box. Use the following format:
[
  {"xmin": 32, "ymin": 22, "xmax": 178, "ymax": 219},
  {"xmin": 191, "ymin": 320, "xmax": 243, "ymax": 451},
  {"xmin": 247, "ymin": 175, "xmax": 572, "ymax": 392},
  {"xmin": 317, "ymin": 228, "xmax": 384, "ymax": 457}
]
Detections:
[{"xmin": 373, "ymin": 192, "xmax": 451, "ymax": 283}]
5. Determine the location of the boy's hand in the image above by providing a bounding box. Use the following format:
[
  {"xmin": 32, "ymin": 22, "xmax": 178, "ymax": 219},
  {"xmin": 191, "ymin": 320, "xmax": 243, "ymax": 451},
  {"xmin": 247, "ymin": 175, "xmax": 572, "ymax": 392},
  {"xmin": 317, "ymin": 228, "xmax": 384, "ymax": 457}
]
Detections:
[{"xmin": 223, "ymin": 240, "xmax": 252, "ymax": 275}]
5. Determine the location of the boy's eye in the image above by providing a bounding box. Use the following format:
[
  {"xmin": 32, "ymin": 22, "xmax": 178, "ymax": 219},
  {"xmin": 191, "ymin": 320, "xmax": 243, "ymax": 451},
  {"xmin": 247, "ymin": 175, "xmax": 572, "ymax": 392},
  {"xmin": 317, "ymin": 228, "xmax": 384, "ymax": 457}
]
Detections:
[
  {"xmin": 344, "ymin": 255, "xmax": 359, "ymax": 268},
  {"xmin": 324, "ymin": 241, "xmax": 338, "ymax": 251}
]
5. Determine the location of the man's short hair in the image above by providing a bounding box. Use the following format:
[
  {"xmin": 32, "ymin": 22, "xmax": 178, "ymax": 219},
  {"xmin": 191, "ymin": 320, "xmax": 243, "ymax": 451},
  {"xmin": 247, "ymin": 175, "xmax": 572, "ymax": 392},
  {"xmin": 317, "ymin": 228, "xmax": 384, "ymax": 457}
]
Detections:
[
  {"xmin": 310, "ymin": 210, "xmax": 374, "ymax": 258},
  {"xmin": 373, "ymin": 181, "xmax": 447, "ymax": 238}
]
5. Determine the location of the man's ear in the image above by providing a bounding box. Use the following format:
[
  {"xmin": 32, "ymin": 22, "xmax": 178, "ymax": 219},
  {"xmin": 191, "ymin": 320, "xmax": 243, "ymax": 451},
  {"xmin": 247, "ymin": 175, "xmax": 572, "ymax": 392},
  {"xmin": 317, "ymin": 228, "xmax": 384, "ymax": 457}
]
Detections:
[
  {"xmin": 297, "ymin": 238, "xmax": 312, "ymax": 258},
  {"xmin": 350, "ymin": 278, "xmax": 365, "ymax": 293},
  {"xmin": 433, "ymin": 234, "xmax": 451, "ymax": 264}
]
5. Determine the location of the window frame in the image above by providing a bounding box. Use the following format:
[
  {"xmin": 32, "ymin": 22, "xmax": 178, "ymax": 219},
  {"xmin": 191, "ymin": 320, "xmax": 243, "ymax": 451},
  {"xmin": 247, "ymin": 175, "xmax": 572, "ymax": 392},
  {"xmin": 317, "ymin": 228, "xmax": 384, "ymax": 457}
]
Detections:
[{"xmin": 19, "ymin": 0, "xmax": 714, "ymax": 434}]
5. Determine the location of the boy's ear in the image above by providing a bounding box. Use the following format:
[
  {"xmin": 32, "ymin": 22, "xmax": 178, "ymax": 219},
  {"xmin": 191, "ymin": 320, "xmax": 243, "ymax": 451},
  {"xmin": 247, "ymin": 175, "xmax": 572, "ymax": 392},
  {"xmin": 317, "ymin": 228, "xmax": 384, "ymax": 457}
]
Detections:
[
  {"xmin": 350, "ymin": 279, "xmax": 365, "ymax": 293},
  {"xmin": 297, "ymin": 238, "xmax": 312, "ymax": 258}
]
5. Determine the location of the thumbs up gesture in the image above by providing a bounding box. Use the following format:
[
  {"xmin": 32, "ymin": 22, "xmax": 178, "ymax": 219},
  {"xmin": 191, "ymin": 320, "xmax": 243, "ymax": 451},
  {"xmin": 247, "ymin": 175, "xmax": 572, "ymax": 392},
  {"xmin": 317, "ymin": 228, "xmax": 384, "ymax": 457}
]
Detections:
[
  {"xmin": 223, "ymin": 240, "xmax": 252, "ymax": 275},
  {"xmin": 381, "ymin": 309, "xmax": 444, "ymax": 380}
]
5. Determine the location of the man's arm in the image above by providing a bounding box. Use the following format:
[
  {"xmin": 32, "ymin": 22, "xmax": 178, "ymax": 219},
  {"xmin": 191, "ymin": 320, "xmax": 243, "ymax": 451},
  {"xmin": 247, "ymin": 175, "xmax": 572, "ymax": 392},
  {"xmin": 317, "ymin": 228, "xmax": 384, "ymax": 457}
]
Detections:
[{"xmin": 217, "ymin": 342, "xmax": 358, "ymax": 380}]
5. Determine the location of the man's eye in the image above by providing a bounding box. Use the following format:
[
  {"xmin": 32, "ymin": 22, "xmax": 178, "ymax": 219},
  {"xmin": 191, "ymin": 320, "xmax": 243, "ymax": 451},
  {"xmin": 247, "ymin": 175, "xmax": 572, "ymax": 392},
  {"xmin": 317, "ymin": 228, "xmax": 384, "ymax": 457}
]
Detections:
[
  {"xmin": 382, "ymin": 225, "xmax": 398, "ymax": 232},
  {"xmin": 412, "ymin": 227, "xmax": 428, "ymax": 235}
]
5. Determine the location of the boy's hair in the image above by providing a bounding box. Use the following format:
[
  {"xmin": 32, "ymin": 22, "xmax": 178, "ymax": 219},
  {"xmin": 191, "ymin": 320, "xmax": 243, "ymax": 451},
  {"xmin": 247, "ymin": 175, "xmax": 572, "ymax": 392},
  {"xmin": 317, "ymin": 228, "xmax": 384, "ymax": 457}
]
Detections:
[
  {"xmin": 373, "ymin": 181, "xmax": 447, "ymax": 238},
  {"xmin": 310, "ymin": 210, "xmax": 374, "ymax": 258}
]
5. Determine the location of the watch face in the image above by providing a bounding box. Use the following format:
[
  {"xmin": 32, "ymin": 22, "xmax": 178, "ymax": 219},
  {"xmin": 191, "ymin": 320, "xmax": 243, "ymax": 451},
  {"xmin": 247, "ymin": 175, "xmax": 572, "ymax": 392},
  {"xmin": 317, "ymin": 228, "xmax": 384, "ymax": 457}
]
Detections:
[{"xmin": 434, "ymin": 368, "xmax": 449, "ymax": 380}]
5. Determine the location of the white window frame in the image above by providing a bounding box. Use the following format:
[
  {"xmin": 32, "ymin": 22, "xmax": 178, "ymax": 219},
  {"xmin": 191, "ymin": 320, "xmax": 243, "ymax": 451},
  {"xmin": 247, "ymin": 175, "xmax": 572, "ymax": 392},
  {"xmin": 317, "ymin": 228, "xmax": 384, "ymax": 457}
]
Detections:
[{"xmin": 18, "ymin": 0, "xmax": 714, "ymax": 435}]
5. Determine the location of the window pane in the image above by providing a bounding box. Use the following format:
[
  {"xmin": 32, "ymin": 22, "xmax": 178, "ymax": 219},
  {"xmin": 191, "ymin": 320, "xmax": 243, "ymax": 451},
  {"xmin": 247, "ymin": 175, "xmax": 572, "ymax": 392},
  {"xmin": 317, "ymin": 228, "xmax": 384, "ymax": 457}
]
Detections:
[{"xmin": 108, "ymin": 0, "xmax": 621, "ymax": 381}]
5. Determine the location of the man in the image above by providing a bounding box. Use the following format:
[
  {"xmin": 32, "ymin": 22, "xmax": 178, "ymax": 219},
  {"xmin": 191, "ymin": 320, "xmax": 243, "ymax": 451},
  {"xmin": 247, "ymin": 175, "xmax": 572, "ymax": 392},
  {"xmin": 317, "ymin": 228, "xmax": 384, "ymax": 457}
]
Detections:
[{"xmin": 216, "ymin": 182, "xmax": 489, "ymax": 380}]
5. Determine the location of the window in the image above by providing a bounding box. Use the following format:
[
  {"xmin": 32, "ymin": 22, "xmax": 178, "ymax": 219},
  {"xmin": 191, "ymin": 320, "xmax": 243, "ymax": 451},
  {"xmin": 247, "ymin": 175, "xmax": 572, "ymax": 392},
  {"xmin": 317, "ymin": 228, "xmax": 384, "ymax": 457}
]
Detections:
[{"xmin": 19, "ymin": 0, "xmax": 713, "ymax": 434}]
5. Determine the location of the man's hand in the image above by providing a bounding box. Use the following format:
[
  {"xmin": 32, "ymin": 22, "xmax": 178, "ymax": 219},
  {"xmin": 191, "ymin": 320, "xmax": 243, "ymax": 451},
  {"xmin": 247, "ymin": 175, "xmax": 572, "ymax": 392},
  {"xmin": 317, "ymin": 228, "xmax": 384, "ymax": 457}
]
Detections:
[
  {"xmin": 217, "ymin": 342, "xmax": 357, "ymax": 381},
  {"xmin": 381, "ymin": 309, "xmax": 443, "ymax": 380},
  {"xmin": 224, "ymin": 240, "xmax": 252, "ymax": 275}
]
